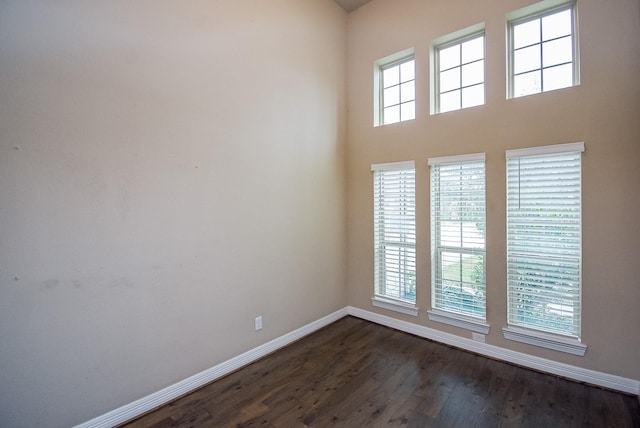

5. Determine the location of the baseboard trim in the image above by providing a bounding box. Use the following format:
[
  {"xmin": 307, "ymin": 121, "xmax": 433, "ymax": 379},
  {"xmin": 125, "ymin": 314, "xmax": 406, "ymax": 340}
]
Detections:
[
  {"xmin": 347, "ymin": 306, "xmax": 640, "ymax": 395},
  {"xmin": 75, "ymin": 307, "xmax": 349, "ymax": 428}
]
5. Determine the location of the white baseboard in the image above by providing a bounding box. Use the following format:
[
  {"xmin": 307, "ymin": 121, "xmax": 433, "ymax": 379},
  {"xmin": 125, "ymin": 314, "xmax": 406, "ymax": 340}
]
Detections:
[
  {"xmin": 347, "ymin": 306, "xmax": 640, "ymax": 395},
  {"xmin": 77, "ymin": 305, "xmax": 639, "ymax": 427},
  {"xmin": 75, "ymin": 307, "xmax": 348, "ymax": 428}
]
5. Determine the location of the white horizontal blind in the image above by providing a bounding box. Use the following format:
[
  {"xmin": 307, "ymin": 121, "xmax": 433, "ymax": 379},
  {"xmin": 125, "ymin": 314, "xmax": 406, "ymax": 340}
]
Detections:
[
  {"xmin": 430, "ymin": 156, "xmax": 486, "ymax": 319},
  {"xmin": 506, "ymin": 147, "xmax": 583, "ymax": 338},
  {"xmin": 372, "ymin": 162, "xmax": 416, "ymax": 303}
]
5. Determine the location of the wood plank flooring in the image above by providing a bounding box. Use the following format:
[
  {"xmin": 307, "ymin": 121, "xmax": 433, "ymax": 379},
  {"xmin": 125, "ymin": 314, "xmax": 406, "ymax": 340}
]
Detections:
[{"xmin": 121, "ymin": 316, "xmax": 640, "ymax": 427}]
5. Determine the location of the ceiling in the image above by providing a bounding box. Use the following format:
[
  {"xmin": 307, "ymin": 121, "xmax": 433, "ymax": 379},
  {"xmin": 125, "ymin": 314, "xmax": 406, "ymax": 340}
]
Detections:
[{"xmin": 334, "ymin": 0, "xmax": 374, "ymax": 12}]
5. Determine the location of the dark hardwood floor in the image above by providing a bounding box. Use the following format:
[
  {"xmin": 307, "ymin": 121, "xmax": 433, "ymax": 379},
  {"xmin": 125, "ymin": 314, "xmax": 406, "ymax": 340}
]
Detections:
[{"xmin": 121, "ymin": 316, "xmax": 640, "ymax": 427}]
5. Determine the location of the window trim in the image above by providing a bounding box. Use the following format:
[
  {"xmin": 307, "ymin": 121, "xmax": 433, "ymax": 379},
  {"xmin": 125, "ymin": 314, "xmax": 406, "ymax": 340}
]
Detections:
[
  {"xmin": 371, "ymin": 160, "xmax": 417, "ymax": 307},
  {"xmin": 505, "ymin": 142, "xmax": 585, "ymax": 351},
  {"xmin": 429, "ymin": 153, "xmax": 487, "ymax": 324},
  {"xmin": 506, "ymin": 0, "xmax": 580, "ymax": 99},
  {"xmin": 374, "ymin": 48, "xmax": 415, "ymax": 127},
  {"xmin": 430, "ymin": 23, "xmax": 485, "ymax": 115}
]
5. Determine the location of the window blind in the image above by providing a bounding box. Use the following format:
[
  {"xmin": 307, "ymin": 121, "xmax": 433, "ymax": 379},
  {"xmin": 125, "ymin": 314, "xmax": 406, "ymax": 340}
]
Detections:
[
  {"xmin": 430, "ymin": 154, "xmax": 486, "ymax": 319},
  {"xmin": 506, "ymin": 144, "xmax": 583, "ymax": 338},
  {"xmin": 372, "ymin": 162, "xmax": 416, "ymax": 303}
]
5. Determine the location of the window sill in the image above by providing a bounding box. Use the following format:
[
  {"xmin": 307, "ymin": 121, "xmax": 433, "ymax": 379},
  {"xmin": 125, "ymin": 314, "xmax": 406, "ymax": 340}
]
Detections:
[
  {"xmin": 503, "ymin": 326, "xmax": 587, "ymax": 356},
  {"xmin": 371, "ymin": 296, "xmax": 418, "ymax": 317},
  {"xmin": 427, "ymin": 309, "xmax": 490, "ymax": 334}
]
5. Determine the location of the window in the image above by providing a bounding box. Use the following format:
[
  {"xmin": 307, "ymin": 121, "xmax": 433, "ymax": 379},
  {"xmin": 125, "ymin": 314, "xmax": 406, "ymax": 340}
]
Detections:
[
  {"xmin": 507, "ymin": 1, "xmax": 579, "ymax": 98},
  {"xmin": 372, "ymin": 162, "xmax": 416, "ymax": 308},
  {"xmin": 433, "ymin": 30, "xmax": 485, "ymax": 113},
  {"xmin": 505, "ymin": 143, "xmax": 585, "ymax": 353},
  {"xmin": 429, "ymin": 154, "xmax": 486, "ymax": 327},
  {"xmin": 374, "ymin": 49, "xmax": 415, "ymax": 126}
]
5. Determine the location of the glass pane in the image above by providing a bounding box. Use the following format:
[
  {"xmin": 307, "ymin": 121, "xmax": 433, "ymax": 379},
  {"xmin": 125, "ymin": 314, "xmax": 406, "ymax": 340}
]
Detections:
[
  {"xmin": 383, "ymin": 65, "xmax": 399, "ymax": 88},
  {"xmin": 401, "ymin": 101, "xmax": 415, "ymax": 121},
  {"xmin": 442, "ymin": 252, "xmax": 462, "ymax": 281},
  {"xmin": 461, "ymin": 60, "xmax": 484, "ymax": 86},
  {"xmin": 384, "ymin": 105, "xmax": 400, "ymax": 124},
  {"xmin": 400, "ymin": 59, "xmax": 415, "ymax": 82},
  {"xmin": 383, "ymin": 85, "xmax": 399, "ymax": 108},
  {"xmin": 514, "ymin": 19, "xmax": 540, "ymax": 49},
  {"xmin": 542, "ymin": 36, "xmax": 572, "ymax": 67},
  {"xmin": 543, "ymin": 63, "xmax": 573, "ymax": 91},
  {"xmin": 542, "ymin": 9, "xmax": 572, "ymax": 41},
  {"xmin": 514, "ymin": 44, "xmax": 541, "ymax": 74},
  {"xmin": 400, "ymin": 81, "xmax": 415, "ymax": 102},
  {"xmin": 440, "ymin": 90, "xmax": 461, "ymax": 112},
  {"xmin": 439, "ymin": 44, "xmax": 460, "ymax": 71},
  {"xmin": 441, "ymin": 221, "xmax": 462, "ymax": 247},
  {"xmin": 462, "ymin": 36, "xmax": 484, "ymax": 63},
  {"xmin": 461, "ymin": 84, "xmax": 484, "ymax": 109},
  {"xmin": 514, "ymin": 70, "xmax": 541, "ymax": 97},
  {"xmin": 440, "ymin": 67, "xmax": 460, "ymax": 93}
]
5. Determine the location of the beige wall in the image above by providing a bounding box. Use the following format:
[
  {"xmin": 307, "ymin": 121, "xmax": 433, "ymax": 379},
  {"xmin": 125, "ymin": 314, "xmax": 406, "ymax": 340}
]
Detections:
[
  {"xmin": 347, "ymin": 0, "xmax": 640, "ymax": 379},
  {"xmin": 0, "ymin": 1, "xmax": 347, "ymax": 426}
]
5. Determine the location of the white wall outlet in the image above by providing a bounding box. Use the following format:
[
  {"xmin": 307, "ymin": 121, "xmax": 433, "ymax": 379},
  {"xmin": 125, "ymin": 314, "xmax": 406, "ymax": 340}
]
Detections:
[
  {"xmin": 472, "ymin": 332, "xmax": 485, "ymax": 343},
  {"xmin": 255, "ymin": 316, "xmax": 263, "ymax": 331}
]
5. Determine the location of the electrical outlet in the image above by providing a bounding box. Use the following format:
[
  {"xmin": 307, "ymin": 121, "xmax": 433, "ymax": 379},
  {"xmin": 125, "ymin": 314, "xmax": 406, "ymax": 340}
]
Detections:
[
  {"xmin": 255, "ymin": 316, "xmax": 263, "ymax": 331},
  {"xmin": 472, "ymin": 332, "xmax": 485, "ymax": 343}
]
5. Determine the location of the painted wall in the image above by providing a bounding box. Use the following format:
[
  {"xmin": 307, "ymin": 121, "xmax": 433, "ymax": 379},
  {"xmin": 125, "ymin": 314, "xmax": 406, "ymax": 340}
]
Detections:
[
  {"xmin": 0, "ymin": 1, "xmax": 347, "ymax": 426},
  {"xmin": 346, "ymin": 0, "xmax": 640, "ymax": 380}
]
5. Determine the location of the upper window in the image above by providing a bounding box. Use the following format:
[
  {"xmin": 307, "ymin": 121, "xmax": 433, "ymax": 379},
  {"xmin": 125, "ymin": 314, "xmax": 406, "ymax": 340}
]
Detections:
[
  {"xmin": 432, "ymin": 30, "xmax": 485, "ymax": 114},
  {"xmin": 506, "ymin": 143, "xmax": 584, "ymax": 339},
  {"xmin": 372, "ymin": 161, "xmax": 416, "ymax": 304},
  {"xmin": 507, "ymin": 1, "xmax": 579, "ymax": 98},
  {"xmin": 374, "ymin": 49, "xmax": 415, "ymax": 126},
  {"xmin": 429, "ymin": 154, "xmax": 486, "ymax": 320}
]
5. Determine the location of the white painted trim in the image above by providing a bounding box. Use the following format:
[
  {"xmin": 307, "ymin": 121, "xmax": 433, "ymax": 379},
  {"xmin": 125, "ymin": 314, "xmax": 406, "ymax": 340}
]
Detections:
[
  {"xmin": 347, "ymin": 306, "xmax": 640, "ymax": 395},
  {"xmin": 503, "ymin": 326, "xmax": 586, "ymax": 356},
  {"xmin": 427, "ymin": 309, "xmax": 490, "ymax": 334},
  {"xmin": 505, "ymin": 142, "xmax": 585, "ymax": 158},
  {"xmin": 371, "ymin": 296, "xmax": 418, "ymax": 316},
  {"xmin": 428, "ymin": 152, "xmax": 485, "ymax": 165},
  {"xmin": 371, "ymin": 160, "xmax": 415, "ymax": 171},
  {"xmin": 74, "ymin": 308, "xmax": 348, "ymax": 428}
]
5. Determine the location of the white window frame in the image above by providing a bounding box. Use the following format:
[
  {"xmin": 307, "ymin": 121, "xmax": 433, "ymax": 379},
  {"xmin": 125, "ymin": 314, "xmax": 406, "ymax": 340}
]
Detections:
[
  {"xmin": 430, "ymin": 23, "xmax": 485, "ymax": 115},
  {"xmin": 427, "ymin": 153, "xmax": 489, "ymax": 334},
  {"xmin": 507, "ymin": 0, "xmax": 580, "ymax": 99},
  {"xmin": 374, "ymin": 48, "xmax": 415, "ymax": 127},
  {"xmin": 503, "ymin": 142, "xmax": 586, "ymax": 356},
  {"xmin": 371, "ymin": 161, "xmax": 418, "ymax": 316}
]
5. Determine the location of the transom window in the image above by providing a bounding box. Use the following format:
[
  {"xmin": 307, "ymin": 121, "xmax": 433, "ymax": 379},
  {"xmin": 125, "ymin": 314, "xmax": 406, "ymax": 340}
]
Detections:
[
  {"xmin": 435, "ymin": 33, "xmax": 485, "ymax": 113},
  {"xmin": 381, "ymin": 58, "xmax": 415, "ymax": 125},
  {"xmin": 508, "ymin": 2, "xmax": 579, "ymax": 98}
]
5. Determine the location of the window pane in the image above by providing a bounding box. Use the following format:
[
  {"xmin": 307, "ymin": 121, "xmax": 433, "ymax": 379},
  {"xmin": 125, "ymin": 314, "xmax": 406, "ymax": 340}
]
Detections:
[
  {"xmin": 383, "ymin": 65, "xmax": 399, "ymax": 88},
  {"xmin": 440, "ymin": 90, "xmax": 461, "ymax": 113},
  {"xmin": 514, "ymin": 19, "xmax": 540, "ymax": 49},
  {"xmin": 439, "ymin": 44, "xmax": 460, "ymax": 71},
  {"xmin": 514, "ymin": 45, "xmax": 541, "ymax": 74},
  {"xmin": 400, "ymin": 81, "xmax": 415, "ymax": 102},
  {"xmin": 384, "ymin": 105, "xmax": 400, "ymax": 124},
  {"xmin": 401, "ymin": 101, "xmax": 415, "ymax": 121},
  {"xmin": 462, "ymin": 36, "xmax": 484, "ymax": 63},
  {"xmin": 542, "ymin": 36, "xmax": 572, "ymax": 67},
  {"xmin": 400, "ymin": 59, "xmax": 415, "ymax": 82},
  {"xmin": 461, "ymin": 60, "xmax": 484, "ymax": 87},
  {"xmin": 543, "ymin": 63, "xmax": 573, "ymax": 91},
  {"xmin": 440, "ymin": 67, "xmax": 460, "ymax": 93},
  {"xmin": 542, "ymin": 9, "xmax": 572, "ymax": 41},
  {"xmin": 461, "ymin": 84, "xmax": 484, "ymax": 108},
  {"xmin": 514, "ymin": 70, "xmax": 541, "ymax": 97},
  {"xmin": 383, "ymin": 85, "xmax": 399, "ymax": 107}
]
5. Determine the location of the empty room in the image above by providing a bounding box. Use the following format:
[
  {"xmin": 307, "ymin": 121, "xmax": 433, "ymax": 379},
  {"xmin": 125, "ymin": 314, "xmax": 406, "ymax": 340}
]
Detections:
[{"xmin": 0, "ymin": 0, "xmax": 639, "ymax": 427}]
